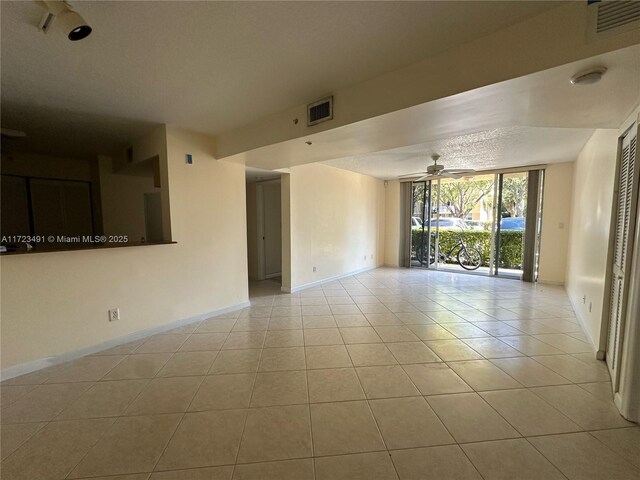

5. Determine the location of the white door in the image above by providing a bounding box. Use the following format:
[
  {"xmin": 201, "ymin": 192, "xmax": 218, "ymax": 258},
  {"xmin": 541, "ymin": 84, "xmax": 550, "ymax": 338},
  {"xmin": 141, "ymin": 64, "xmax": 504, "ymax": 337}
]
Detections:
[{"xmin": 607, "ymin": 125, "xmax": 639, "ymax": 390}]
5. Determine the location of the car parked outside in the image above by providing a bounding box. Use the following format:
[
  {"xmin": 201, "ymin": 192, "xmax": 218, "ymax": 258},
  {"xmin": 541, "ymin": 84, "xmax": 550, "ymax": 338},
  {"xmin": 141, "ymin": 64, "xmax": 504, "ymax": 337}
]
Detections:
[{"xmin": 500, "ymin": 217, "xmax": 525, "ymax": 231}]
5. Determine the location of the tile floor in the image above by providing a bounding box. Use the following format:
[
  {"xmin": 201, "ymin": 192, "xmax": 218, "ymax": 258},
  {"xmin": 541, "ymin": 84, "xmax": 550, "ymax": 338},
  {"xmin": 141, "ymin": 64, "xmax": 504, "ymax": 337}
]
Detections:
[{"xmin": 1, "ymin": 268, "xmax": 639, "ymax": 479}]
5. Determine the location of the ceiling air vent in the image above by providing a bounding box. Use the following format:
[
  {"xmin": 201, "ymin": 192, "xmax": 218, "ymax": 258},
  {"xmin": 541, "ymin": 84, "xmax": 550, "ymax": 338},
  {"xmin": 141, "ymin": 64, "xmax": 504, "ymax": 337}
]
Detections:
[
  {"xmin": 307, "ymin": 96, "xmax": 333, "ymax": 126},
  {"xmin": 588, "ymin": 1, "xmax": 640, "ymax": 41}
]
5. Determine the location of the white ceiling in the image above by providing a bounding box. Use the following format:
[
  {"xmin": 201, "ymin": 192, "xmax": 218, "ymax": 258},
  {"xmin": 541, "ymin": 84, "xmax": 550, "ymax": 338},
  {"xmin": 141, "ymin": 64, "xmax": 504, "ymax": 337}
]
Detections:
[
  {"xmin": 231, "ymin": 44, "xmax": 639, "ymax": 177},
  {"xmin": 1, "ymin": 0, "xmax": 562, "ymax": 157},
  {"xmin": 245, "ymin": 166, "xmax": 281, "ymax": 182},
  {"xmin": 323, "ymin": 127, "xmax": 595, "ymax": 179}
]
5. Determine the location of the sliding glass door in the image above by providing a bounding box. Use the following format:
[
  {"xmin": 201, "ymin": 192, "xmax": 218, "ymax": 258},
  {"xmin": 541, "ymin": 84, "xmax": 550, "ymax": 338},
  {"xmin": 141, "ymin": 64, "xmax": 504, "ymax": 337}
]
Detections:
[{"xmin": 409, "ymin": 169, "xmax": 544, "ymax": 282}]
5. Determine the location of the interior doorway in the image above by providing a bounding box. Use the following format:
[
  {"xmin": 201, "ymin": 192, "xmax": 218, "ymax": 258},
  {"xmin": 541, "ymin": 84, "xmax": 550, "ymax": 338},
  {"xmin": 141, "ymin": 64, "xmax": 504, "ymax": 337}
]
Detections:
[{"xmin": 246, "ymin": 172, "xmax": 282, "ymax": 285}]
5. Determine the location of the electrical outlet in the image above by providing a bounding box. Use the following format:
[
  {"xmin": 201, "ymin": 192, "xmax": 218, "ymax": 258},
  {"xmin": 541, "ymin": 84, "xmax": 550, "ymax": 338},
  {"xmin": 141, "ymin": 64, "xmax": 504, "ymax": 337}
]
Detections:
[
  {"xmin": 313, "ymin": 266, "xmax": 316, "ymax": 272},
  {"xmin": 108, "ymin": 308, "xmax": 120, "ymax": 322}
]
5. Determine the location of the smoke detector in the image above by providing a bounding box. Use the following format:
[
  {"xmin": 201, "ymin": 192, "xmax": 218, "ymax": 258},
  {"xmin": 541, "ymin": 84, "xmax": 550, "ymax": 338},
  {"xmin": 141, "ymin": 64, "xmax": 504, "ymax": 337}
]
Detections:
[{"xmin": 570, "ymin": 67, "xmax": 607, "ymax": 86}]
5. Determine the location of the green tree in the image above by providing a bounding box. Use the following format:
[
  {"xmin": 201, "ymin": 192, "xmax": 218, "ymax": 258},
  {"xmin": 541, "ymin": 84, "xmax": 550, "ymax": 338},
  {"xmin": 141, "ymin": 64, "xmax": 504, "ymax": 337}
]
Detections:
[
  {"xmin": 438, "ymin": 179, "xmax": 494, "ymax": 219},
  {"xmin": 501, "ymin": 176, "xmax": 528, "ymax": 217}
]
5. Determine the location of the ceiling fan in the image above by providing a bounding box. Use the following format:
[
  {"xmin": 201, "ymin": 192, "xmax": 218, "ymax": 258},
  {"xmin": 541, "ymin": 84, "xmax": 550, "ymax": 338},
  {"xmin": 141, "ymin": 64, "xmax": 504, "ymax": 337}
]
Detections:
[{"xmin": 399, "ymin": 154, "xmax": 475, "ymax": 181}]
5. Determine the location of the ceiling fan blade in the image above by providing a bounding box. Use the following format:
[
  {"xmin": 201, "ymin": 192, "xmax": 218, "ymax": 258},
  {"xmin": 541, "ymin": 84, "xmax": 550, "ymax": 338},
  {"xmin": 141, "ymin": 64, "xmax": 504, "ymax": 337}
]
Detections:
[
  {"xmin": 446, "ymin": 169, "xmax": 476, "ymax": 174},
  {"xmin": 398, "ymin": 172, "xmax": 427, "ymax": 178},
  {"xmin": 415, "ymin": 175, "xmax": 436, "ymax": 182},
  {"xmin": 441, "ymin": 172, "xmax": 462, "ymax": 179}
]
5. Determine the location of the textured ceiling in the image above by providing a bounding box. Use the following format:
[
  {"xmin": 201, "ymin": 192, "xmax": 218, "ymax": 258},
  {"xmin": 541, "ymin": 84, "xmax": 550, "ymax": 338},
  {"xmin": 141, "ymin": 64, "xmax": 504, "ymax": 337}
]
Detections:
[
  {"xmin": 1, "ymin": 0, "xmax": 562, "ymax": 157},
  {"xmin": 323, "ymin": 126, "xmax": 595, "ymax": 179}
]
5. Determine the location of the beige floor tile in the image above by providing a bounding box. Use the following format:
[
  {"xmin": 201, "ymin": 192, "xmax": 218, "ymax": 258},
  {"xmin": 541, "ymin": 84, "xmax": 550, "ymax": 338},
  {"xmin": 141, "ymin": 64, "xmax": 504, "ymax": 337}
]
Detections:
[
  {"xmin": 209, "ymin": 349, "xmax": 261, "ymax": 374},
  {"xmin": 196, "ymin": 317, "xmax": 237, "ymax": 333},
  {"xmin": 530, "ymin": 384, "xmax": 634, "ymax": 430},
  {"xmin": 233, "ymin": 458, "xmax": 314, "ymax": 480},
  {"xmin": 157, "ymin": 351, "xmax": 218, "ymax": 377},
  {"xmin": 125, "ymin": 376, "xmax": 203, "ymax": 415},
  {"xmin": 472, "ymin": 321, "xmax": 523, "ymax": 337},
  {"xmin": 461, "ymin": 337, "xmax": 524, "ymax": 359},
  {"xmin": 152, "ymin": 466, "xmax": 232, "ymax": 479},
  {"xmin": 427, "ymin": 311, "xmax": 466, "ymax": 323},
  {"xmin": 268, "ymin": 317, "xmax": 303, "ymax": 330},
  {"xmin": 578, "ymin": 381, "xmax": 614, "ymax": 402},
  {"xmin": 302, "ymin": 305, "xmax": 332, "ymax": 316},
  {"xmin": 448, "ymin": 360, "xmax": 522, "ymax": 391},
  {"xmin": 180, "ymin": 333, "xmax": 229, "ymax": 351},
  {"xmin": 330, "ymin": 304, "xmax": 362, "ymax": 315},
  {"xmin": 92, "ymin": 340, "xmax": 146, "ymax": 356},
  {"xmin": 168, "ymin": 322, "xmax": 202, "ymax": 334},
  {"xmin": 406, "ymin": 324, "xmax": 455, "ymax": 341},
  {"xmin": 503, "ymin": 320, "xmax": 561, "ymax": 335},
  {"xmin": 135, "ymin": 334, "xmax": 190, "ymax": 354},
  {"xmin": 2, "ymin": 418, "xmax": 114, "ymax": 480},
  {"xmin": 395, "ymin": 312, "xmax": 435, "ymax": 324},
  {"xmin": 264, "ymin": 330, "xmax": 304, "ymax": 347},
  {"xmin": 424, "ymin": 340, "xmax": 483, "ymax": 361},
  {"xmin": 442, "ymin": 323, "xmax": 491, "ymax": 339},
  {"xmin": 307, "ymin": 368, "xmax": 365, "ymax": 403},
  {"xmin": 310, "ymin": 400, "xmax": 385, "ymax": 456},
  {"xmin": 76, "ymin": 474, "xmax": 151, "ymax": 480},
  {"xmin": 251, "ymin": 371, "xmax": 308, "ymax": 407},
  {"xmin": 156, "ymin": 410, "xmax": 246, "ymax": 470},
  {"xmin": 223, "ymin": 331, "xmax": 266, "ymax": 350},
  {"xmin": 315, "ymin": 451, "xmax": 398, "ymax": 480},
  {"xmin": 237, "ymin": 404, "xmax": 312, "ymax": 463},
  {"xmin": 365, "ymin": 313, "xmax": 403, "ymax": 326},
  {"xmin": 356, "ymin": 365, "xmax": 420, "ymax": 399},
  {"xmin": 462, "ymin": 438, "xmax": 565, "ymax": 480},
  {"xmin": 301, "ymin": 297, "xmax": 328, "ymax": 306},
  {"xmin": 480, "ymin": 389, "xmax": 581, "ymax": 436},
  {"xmin": 189, "ymin": 373, "xmax": 255, "ymax": 411},
  {"xmin": 334, "ymin": 314, "xmax": 370, "ymax": 327},
  {"xmin": 426, "ymin": 393, "xmax": 520, "ymax": 443},
  {"xmin": 369, "ymin": 396, "xmax": 453, "ymax": 449},
  {"xmin": 1, "ymin": 382, "xmax": 92, "ymax": 424},
  {"xmin": 391, "ymin": 445, "xmax": 482, "ymax": 480},
  {"xmin": 102, "ymin": 353, "xmax": 172, "ymax": 380},
  {"xmin": 232, "ymin": 318, "xmax": 270, "ymax": 332},
  {"xmin": 591, "ymin": 427, "xmax": 640, "ymax": 468},
  {"xmin": 305, "ymin": 345, "xmax": 353, "ymax": 369},
  {"xmin": 45, "ymin": 355, "xmax": 126, "ymax": 383},
  {"xmin": 529, "ymin": 432, "xmax": 640, "ymax": 480},
  {"xmin": 346, "ymin": 343, "xmax": 398, "ymax": 366},
  {"xmin": 302, "ymin": 315, "xmax": 337, "ymax": 329},
  {"xmin": 490, "ymin": 357, "xmax": 570, "ymax": 387},
  {"xmin": 258, "ymin": 347, "xmax": 306, "ymax": 371},
  {"xmin": 531, "ymin": 354, "xmax": 610, "ymax": 383},
  {"xmin": 532, "ymin": 334, "xmax": 592, "ymax": 353},
  {"xmin": 58, "ymin": 379, "xmax": 147, "ymax": 419},
  {"xmin": 0, "ymin": 384, "xmax": 36, "ymax": 408},
  {"xmin": 386, "ymin": 342, "xmax": 441, "ymax": 364},
  {"xmin": 71, "ymin": 414, "xmax": 181, "ymax": 477},
  {"xmin": 373, "ymin": 326, "xmax": 420, "ymax": 343},
  {"xmin": 303, "ymin": 328, "xmax": 344, "ymax": 346},
  {"xmin": 402, "ymin": 363, "xmax": 472, "ymax": 395},
  {"xmin": 0, "ymin": 422, "xmax": 45, "ymax": 461},
  {"xmin": 271, "ymin": 306, "xmax": 302, "ymax": 317},
  {"xmin": 498, "ymin": 335, "xmax": 564, "ymax": 355},
  {"xmin": 339, "ymin": 327, "xmax": 382, "ymax": 344}
]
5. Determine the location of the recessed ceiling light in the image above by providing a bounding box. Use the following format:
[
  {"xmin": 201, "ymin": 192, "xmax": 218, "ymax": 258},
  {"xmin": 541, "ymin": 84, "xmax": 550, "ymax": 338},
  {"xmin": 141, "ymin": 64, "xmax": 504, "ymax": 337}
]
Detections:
[{"xmin": 570, "ymin": 67, "xmax": 607, "ymax": 86}]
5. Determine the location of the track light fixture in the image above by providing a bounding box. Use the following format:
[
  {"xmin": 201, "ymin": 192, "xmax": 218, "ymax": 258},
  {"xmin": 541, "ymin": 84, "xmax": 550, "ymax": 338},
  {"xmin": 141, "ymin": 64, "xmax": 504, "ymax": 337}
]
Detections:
[{"xmin": 39, "ymin": 1, "xmax": 92, "ymax": 41}]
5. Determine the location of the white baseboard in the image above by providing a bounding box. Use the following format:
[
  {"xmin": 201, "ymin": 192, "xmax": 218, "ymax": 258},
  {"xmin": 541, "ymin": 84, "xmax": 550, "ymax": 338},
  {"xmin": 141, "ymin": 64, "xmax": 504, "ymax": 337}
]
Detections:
[
  {"xmin": 1, "ymin": 300, "xmax": 250, "ymax": 381},
  {"xmin": 282, "ymin": 266, "xmax": 377, "ymax": 293},
  {"xmin": 567, "ymin": 293, "xmax": 598, "ymax": 353}
]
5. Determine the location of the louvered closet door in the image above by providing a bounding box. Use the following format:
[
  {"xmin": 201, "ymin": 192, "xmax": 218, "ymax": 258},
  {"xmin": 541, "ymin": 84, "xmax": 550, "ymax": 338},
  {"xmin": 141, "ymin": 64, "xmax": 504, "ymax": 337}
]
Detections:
[{"xmin": 608, "ymin": 126, "xmax": 638, "ymax": 389}]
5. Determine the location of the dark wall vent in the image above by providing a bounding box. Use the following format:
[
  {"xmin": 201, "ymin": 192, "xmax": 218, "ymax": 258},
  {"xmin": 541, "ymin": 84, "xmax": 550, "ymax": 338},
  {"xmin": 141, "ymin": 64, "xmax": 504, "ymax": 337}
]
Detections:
[
  {"xmin": 588, "ymin": 1, "xmax": 640, "ymax": 40},
  {"xmin": 307, "ymin": 96, "xmax": 333, "ymax": 126}
]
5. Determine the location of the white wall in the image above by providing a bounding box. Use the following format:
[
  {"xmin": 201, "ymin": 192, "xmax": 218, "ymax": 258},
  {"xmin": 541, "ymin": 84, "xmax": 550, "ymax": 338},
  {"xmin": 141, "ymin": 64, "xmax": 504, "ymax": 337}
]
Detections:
[
  {"xmin": 566, "ymin": 129, "xmax": 619, "ymax": 351},
  {"xmin": 0, "ymin": 125, "xmax": 249, "ymax": 371},
  {"xmin": 538, "ymin": 162, "xmax": 574, "ymax": 284},
  {"xmin": 287, "ymin": 163, "xmax": 385, "ymax": 290},
  {"xmin": 98, "ymin": 156, "xmax": 160, "ymax": 243}
]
